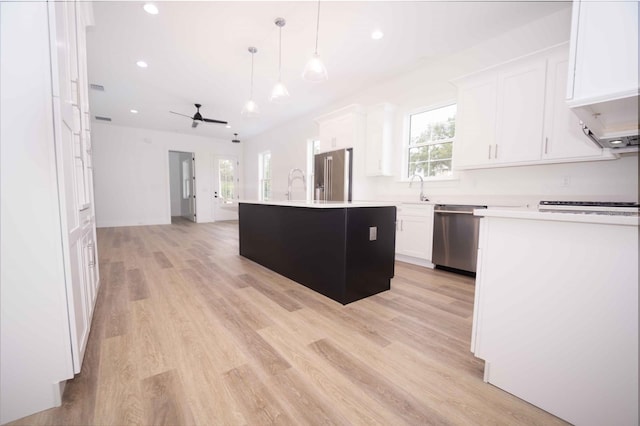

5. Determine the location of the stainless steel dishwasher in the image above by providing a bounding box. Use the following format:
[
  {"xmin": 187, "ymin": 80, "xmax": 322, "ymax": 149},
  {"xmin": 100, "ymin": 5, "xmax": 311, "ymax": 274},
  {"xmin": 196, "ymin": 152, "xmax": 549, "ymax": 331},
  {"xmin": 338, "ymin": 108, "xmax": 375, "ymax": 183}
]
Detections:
[{"xmin": 432, "ymin": 204, "xmax": 486, "ymax": 274}]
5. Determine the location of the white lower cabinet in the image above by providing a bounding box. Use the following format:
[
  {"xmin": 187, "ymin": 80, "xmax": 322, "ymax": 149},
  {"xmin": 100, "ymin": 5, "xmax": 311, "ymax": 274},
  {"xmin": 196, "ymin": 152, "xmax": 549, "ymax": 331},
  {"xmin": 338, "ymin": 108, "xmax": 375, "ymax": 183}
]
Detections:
[
  {"xmin": 472, "ymin": 214, "xmax": 638, "ymax": 426},
  {"xmin": 395, "ymin": 204, "xmax": 434, "ymax": 267}
]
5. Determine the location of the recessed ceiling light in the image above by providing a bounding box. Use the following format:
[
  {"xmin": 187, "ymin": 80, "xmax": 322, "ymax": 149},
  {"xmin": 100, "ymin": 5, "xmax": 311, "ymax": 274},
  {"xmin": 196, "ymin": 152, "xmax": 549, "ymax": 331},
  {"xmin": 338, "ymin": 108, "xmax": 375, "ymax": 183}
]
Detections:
[
  {"xmin": 136, "ymin": 60, "xmax": 148, "ymax": 68},
  {"xmin": 143, "ymin": 3, "xmax": 159, "ymax": 15},
  {"xmin": 130, "ymin": 109, "xmax": 138, "ymax": 114},
  {"xmin": 609, "ymin": 139, "xmax": 623, "ymax": 145},
  {"xmin": 371, "ymin": 30, "xmax": 384, "ymax": 40},
  {"xmin": 226, "ymin": 124, "xmax": 231, "ymax": 129}
]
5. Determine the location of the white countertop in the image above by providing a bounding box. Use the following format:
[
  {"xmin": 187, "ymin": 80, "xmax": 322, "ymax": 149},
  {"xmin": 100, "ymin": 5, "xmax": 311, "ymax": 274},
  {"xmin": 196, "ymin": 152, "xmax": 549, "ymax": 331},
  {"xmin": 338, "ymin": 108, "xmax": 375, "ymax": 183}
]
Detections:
[
  {"xmin": 475, "ymin": 208, "xmax": 640, "ymax": 226},
  {"xmin": 239, "ymin": 200, "xmax": 397, "ymax": 209}
]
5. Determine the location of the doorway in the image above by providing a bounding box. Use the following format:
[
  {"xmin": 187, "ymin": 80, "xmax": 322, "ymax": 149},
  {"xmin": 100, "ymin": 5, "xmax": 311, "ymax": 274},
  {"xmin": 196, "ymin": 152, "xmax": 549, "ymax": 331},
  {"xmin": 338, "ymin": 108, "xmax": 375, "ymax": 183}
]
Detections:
[
  {"xmin": 212, "ymin": 155, "xmax": 238, "ymax": 221},
  {"xmin": 169, "ymin": 151, "xmax": 196, "ymax": 222}
]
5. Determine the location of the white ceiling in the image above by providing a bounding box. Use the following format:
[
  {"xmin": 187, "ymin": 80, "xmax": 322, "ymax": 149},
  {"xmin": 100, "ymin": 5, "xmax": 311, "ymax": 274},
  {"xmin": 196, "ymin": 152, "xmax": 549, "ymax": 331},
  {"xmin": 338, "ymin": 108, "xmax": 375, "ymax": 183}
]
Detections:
[{"xmin": 87, "ymin": 1, "xmax": 569, "ymax": 142}]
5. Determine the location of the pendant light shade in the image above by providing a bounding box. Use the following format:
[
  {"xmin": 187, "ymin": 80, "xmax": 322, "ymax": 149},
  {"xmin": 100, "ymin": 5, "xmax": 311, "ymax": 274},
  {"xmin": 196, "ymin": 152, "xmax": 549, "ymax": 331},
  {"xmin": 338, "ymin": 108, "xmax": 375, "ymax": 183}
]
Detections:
[
  {"xmin": 241, "ymin": 47, "xmax": 260, "ymax": 117},
  {"xmin": 302, "ymin": 0, "xmax": 328, "ymax": 82},
  {"xmin": 270, "ymin": 18, "xmax": 290, "ymax": 103}
]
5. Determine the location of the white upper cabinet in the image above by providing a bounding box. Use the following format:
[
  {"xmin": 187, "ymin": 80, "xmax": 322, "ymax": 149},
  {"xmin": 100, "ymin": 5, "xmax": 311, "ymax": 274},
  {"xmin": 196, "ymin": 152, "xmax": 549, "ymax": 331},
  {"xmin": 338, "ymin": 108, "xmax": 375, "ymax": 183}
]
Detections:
[
  {"xmin": 566, "ymin": 0, "xmax": 638, "ymax": 140},
  {"xmin": 365, "ymin": 103, "xmax": 396, "ymax": 176},
  {"xmin": 494, "ymin": 58, "xmax": 547, "ymax": 164},
  {"xmin": 567, "ymin": 0, "xmax": 638, "ymax": 105},
  {"xmin": 453, "ymin": 43, "xmax": 613, "ymax": 170},
  {"xmin": 452, "ymin": 73, "xmax": 497, "ymax": 168},
  {"xmin": 315, "ymin": 104, "xmax": 365, "ymax": 153}
]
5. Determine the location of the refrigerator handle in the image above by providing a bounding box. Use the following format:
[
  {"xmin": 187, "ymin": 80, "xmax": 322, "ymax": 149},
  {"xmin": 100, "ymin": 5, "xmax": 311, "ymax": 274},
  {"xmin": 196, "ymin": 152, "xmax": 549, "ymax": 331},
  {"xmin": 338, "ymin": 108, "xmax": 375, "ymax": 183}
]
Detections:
[
  {"xmin": 323, "ymin": 157, "xmax": 328, "ymax": 201},
  {"xmin": 326, "ymin": 156, "xmax": 333, "ymax": 201}
]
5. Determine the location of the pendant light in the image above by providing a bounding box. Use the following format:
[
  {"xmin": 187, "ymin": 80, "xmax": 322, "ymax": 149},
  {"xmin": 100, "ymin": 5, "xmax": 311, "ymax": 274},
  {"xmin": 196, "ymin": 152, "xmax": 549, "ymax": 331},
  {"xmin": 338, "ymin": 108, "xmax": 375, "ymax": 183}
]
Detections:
[
  {"xmin": 231, "ymin": 133, "xmax": 241, "ymax": 143},
  {"xmin": 270, "ymin": 18, "xmax": 290, "ymax": 103},
  {"xmin": 302, "ymin": 0, "xmax": 328, "ymax": 82},
  {"xmin": 241, "ymin": 47, "xmax": 260, "ymax": 117}
]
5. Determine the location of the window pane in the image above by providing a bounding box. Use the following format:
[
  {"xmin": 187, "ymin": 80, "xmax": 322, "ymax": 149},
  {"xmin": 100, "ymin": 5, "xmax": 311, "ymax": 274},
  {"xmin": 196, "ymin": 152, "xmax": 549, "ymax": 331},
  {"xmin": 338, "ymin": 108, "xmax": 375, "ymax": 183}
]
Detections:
[
  {"xmin": 219, "ymin": 159, "xmax": 235, "ymax": 203},
  {"xmin": 427, "ymin": 160, "xmax": 452, "ymax": 177},
  {"xmin": 408, "ymin": 146, "xmax": 429, "ymax": 177},
  {"xmin": 429, "ymin": 142, "xmax": 453, "ymax": 161},
  {"xmin": 409, "ymin": 104, "xmax": 456, "ymax": 145},
  {"xmin": 263, "ymin": 179, "xmax": 271, "ymax": 201}
]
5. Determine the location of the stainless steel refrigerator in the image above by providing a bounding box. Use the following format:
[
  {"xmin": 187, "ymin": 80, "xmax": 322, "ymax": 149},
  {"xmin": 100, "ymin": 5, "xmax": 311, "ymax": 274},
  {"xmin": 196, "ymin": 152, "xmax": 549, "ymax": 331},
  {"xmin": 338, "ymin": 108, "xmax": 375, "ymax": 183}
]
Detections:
[{"xmin": 314, "ymin": 148, "xmax": 353, "ymax": 202}]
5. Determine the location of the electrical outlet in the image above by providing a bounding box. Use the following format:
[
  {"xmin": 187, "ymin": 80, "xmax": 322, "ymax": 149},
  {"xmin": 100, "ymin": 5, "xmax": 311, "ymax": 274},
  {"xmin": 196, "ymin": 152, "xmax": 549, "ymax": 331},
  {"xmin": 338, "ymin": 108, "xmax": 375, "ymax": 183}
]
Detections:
[{"xmin": 561, "ymin": 176, "xmax": 571, "ymax": 187}]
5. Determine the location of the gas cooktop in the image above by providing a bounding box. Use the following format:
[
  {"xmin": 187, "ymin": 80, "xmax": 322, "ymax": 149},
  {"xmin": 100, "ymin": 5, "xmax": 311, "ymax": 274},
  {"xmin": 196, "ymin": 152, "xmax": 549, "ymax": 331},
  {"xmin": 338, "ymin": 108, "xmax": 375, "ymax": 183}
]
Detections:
[{"xmin": 538, "ymin": 201, "xmax": 640, "ymax": 216}]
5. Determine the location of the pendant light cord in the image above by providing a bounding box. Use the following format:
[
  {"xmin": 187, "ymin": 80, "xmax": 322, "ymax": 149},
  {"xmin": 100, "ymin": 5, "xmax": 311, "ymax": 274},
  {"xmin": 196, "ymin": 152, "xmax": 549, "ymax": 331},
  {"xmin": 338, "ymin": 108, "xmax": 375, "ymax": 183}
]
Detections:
[
  {"xmin": 250, "ymin": 52, "xmax": 254, "ymax": 99},
  {"xmin": 278, "ymin": 26, "xmax": 282, "ymax": 81},
  {"xmin": 314, "ymin": 0, "xmax": 321, "ymax": 54}
]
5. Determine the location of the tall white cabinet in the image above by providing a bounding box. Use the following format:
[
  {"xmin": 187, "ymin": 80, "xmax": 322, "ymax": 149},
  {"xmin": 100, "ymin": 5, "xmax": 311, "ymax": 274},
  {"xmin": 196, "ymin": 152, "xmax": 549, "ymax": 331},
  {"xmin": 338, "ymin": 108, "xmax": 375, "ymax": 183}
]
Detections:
[{"xmin": 0, "ymin": 2, "xmax": 99, "ymax": 424}]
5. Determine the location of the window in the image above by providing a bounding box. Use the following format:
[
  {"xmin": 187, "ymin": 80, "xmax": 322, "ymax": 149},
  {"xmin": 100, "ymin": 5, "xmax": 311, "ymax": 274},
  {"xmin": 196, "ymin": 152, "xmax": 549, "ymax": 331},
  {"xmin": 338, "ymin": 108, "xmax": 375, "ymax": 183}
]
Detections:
[
  {"xmin": 258, "ymin": 151, "xmax": 271, "ymax": 201},
  {"xmin": 306, "ymin": 140, "xmax": 320, "ymax": 200},
  {"xmin": 218, "ymin": 159, "xmax": 236, "ymax": 204},
  {"xmin": 182, "ymin": 159, "xmax": 191, "ymax": 199},
  {"xmin": 407, "ymin": 104, "xmax": 456, "ymax": 179}
]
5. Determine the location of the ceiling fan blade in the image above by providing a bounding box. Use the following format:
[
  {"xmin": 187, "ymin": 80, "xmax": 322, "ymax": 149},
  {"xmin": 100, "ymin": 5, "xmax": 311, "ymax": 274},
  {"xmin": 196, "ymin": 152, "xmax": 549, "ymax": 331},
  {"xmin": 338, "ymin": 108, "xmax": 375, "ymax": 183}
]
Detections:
[
  {"xmin": 170, "ymin": 111, "xmax": 194, "ymax": 119},
  {"xmin": 202, "ymin": 118, "xmax": 228, "ymax": 125},
  {"xmin": 192, "ymin": 120, "xmax": 199, "ymax": 128}
]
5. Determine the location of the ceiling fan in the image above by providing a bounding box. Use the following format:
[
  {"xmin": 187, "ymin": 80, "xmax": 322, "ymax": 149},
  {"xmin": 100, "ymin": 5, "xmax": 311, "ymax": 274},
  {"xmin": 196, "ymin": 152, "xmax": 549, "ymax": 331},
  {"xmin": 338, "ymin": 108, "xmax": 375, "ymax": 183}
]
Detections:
[{"xmin": 170, "ymin": 103, "xmax": 227, "ymax": 128}]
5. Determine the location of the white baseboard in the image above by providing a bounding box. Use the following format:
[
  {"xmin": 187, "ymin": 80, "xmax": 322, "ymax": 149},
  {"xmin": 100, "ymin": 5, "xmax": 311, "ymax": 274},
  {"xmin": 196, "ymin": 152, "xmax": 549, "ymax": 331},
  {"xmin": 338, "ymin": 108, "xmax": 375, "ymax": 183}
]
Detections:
[{"xmin": 395, "ymin": 254, "xmax": 434, "ymax": 268}]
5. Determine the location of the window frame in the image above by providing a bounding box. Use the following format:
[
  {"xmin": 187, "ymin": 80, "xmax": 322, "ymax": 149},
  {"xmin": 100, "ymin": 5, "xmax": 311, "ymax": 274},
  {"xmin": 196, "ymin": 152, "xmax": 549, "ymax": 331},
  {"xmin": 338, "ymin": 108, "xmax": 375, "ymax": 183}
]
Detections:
[{"xmin": 401, "ymin": 101, "xmax": 458, "ymax": 182}]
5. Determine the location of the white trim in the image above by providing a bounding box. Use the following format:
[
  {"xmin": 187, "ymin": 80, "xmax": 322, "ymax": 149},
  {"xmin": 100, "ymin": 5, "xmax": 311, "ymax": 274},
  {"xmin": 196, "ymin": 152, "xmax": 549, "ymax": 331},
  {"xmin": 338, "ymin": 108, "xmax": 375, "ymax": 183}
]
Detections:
[{"xmin": 395, "ymin": 255, "xmax": 435, "ymax": 269}]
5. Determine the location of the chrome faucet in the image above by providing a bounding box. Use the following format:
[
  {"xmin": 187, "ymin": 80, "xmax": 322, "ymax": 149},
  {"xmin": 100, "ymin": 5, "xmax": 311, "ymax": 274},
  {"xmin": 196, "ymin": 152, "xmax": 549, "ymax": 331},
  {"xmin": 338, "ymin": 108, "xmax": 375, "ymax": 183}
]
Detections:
[
  {"xmin": 286, "ymin": 168, "xmax": 306, "ymax": 200},
  {"xmin": 409, "ymin": 174, "xmax": 429, "ymax": 201}
]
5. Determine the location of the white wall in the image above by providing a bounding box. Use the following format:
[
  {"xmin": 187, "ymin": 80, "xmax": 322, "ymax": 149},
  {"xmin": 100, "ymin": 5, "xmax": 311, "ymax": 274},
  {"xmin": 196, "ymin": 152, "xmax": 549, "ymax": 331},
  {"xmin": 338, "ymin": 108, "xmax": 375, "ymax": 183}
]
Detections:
[
  {"xmin": 242, "ymin": 8, "xmax": 638, "ymax": 205},
  {"xmin": 92, "ymin": 123, "xmax": 242, "ymax": 227}
]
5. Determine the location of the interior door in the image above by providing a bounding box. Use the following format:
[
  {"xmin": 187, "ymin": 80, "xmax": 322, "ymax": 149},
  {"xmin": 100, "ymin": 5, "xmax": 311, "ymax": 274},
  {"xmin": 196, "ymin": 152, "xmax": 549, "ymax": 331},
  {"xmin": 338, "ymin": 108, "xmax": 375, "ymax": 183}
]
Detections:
[{"xmin": 212, "ymin": 156, "xmax": 238, "ymax": 221}]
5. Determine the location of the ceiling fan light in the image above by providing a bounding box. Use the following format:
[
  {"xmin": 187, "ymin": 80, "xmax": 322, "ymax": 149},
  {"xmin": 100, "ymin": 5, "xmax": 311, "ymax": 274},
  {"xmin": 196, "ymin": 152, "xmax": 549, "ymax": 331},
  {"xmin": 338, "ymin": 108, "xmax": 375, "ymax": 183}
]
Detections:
[
  {"xmin": 302, "ymin": 53, "xmax": 328, "ymax": 82},
  {"xmin": 270, "ymin": 81, "xmax": 290, "ymax": 103},
  {"xmin": 241, "ymin": 99, "xmax": 260, "ymax": 117}
]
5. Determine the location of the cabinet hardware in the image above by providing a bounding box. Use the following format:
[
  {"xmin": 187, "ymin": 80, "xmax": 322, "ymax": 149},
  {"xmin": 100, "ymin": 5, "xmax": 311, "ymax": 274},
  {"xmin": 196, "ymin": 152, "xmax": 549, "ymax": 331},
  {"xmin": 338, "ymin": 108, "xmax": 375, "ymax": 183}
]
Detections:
[
  {"xmin": 488, "ymin": 145, "xmax": 492, "ymax": 159},
  {"xmin": 495, "ymin": 144, "xmax": 498, "ymax": 158},
  {"xmin": 87, "ymin": 243, "xmax": 96, "ymax": 267},
  {"xmin": 544, "ymin": 137, "xmax": 549, "ymax": 154}
]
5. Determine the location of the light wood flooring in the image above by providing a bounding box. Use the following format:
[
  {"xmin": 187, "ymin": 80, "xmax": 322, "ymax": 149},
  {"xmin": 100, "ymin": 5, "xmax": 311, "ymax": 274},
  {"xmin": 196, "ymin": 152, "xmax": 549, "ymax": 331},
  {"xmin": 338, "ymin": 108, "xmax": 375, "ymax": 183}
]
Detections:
[{"xmin": 10, "ymin": 219, "xmax": 566, "ymax": 425}]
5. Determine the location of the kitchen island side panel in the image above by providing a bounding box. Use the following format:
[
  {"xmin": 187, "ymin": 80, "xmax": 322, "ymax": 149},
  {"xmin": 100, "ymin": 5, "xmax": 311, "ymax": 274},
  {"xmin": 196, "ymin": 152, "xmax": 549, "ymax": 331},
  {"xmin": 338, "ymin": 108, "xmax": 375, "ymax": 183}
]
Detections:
[
  {"xmin": 344, "ymin": 207, "xmax": 396, "ymax": 304},
  {"xmin": 238, "ymin": 203, "xmax": 348, "ymax": 303}
]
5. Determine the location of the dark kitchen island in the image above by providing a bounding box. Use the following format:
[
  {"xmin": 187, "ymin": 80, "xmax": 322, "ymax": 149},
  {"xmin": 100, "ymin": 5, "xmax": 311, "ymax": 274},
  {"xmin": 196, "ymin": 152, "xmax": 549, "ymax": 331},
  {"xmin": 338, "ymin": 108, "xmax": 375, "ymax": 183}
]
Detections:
[{"xmin": 238, "ymin": 201, "xmax": 397, "ymax": 305}]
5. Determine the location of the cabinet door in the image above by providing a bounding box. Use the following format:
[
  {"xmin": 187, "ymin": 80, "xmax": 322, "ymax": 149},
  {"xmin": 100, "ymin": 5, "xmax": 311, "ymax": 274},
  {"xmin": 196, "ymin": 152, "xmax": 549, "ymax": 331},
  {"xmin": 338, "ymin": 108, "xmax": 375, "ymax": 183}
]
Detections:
[
  {"xmin": 67, "ymin": 235, "xmax": 90, "ymax": 373},
  {"xmin": 365, "ymin": 104, "xmax": 394, "ymax": 176},
  {"xmin": 319, "ymin": 114, "xmax": 353, "ymax": 152},
  {"xmin": 495, "ymin": 59, "xmax": 546, "ymax": 164},
  {"xmin": 397, "ymin": 215, "xmax": 433, "ymax": 260},
  {"xmin": 543, "ymin": 53, "xmax": 604, "ymax": 160},
  {"xmin": 569, "ymin": 0, "xmax": 639, "ymax": 104},
  {"xmin": 453, "ymin": 75, "xmax": 498, "ymax": 169}
]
